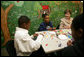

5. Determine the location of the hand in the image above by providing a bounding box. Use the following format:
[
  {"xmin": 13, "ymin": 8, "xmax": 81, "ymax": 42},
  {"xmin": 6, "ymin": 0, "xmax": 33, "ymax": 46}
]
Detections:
[
  {"xmin": 33, "ymin": 34, "xmax": 38, "ymax": 37},
  {"xmin": 53, "ymin": 27, "xmax": 56, "ymax": 30},
  {"xmin": 65, "ymin": 26, "xmax": 70, "ymax": 29},
  {"xmin": 47, "ymin": 27, "xmax": 53, "ymax": 31},
  {"xmin": 39, "ymin": 33, "xmax": 44, "ymax": 37},
  {"xmin": 67, "ymin": 40, "xmax": 73, "ymax": 46}
]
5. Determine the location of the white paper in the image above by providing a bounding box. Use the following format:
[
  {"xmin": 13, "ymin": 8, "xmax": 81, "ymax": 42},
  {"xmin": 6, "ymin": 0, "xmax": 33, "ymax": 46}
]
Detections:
[{"xmin": 58, "ymin": 34, "xmax": 68, "ymax": 40}]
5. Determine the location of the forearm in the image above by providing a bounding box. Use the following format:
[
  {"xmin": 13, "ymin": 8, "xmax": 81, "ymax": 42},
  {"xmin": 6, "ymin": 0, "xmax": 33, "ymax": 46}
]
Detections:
[
  {"xmin": 35, "ymin": 35, "xmax": 43, "ymax": 44},
  {"xmin": 59, "ymin": 25, "xmax": 64, "ymax": 29},
  {"xmin": 39, "ymin": 27, "xmax": 47, "ymax": 31},
  {"xmin": 30, "ymin": 35, "xmax": 34, "ymax": 39},
  {"xmin": 30, "ymin": 35, "xmax": 43, "ymax": 51}
]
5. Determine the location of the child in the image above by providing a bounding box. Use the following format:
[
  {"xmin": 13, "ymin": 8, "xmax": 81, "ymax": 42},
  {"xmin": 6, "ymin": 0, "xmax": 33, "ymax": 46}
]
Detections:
[
  {"xmin": 38, "ymin": 13, "xmax": 56, "ymax": 31},
  {"xmin": 57, "ymin": 13, "xmax": 84, "ymax": 56},
  {"xmin": 59, "ymin": 9, "xmax": 73, "ymax": 29},
  {"xmin": 14, "ymin": 16, "xmax": 43, "ymax": 56}
]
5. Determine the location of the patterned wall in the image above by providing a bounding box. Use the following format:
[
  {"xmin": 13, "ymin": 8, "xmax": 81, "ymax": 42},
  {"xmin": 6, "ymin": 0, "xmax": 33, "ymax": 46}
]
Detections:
[{"xmin": 1, "ymin": 1, "xmax": 81, "ymax": 47}]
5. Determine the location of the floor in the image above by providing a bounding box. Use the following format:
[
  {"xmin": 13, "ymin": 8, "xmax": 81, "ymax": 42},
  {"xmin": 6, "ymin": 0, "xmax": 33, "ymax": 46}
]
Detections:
[{"xmin": 1, "ymin": 48, "xmax": 9, "ymax": 56}]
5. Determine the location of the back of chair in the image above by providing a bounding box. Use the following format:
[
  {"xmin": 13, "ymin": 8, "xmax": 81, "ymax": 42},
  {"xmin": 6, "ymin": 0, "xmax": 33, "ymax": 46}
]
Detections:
[
  {"xmin": 56, "ymin": 25, "xmax": 60, "ymax": 29},
  {"xmin": 6, "ymin": 40, "xmax": 16, "ymax": 56}
]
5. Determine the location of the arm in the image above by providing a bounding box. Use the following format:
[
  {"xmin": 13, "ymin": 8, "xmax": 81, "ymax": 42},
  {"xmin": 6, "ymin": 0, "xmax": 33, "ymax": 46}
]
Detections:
[
  {"xmin": 29, "ymin": 35, "xmax": 43, "ymax": 52},
  {"xmin": 59, "ymin": 20, "xmax": 65, "ymax": 29},
  {"xmin": 30, "ymin": 34, "xmax": 38, "ymax": 39},
  {"xmin": 64, "ymin": 26, "xmax": 71, "ymax": 29},
  {"xmin": 30, "ymin": 35, "xmax": 34, "ymax": 39},
  {"xmin": 47, "ymin": 22, "xmax": 55, "ymax": 31},
  {"xmin": 16, "ymin": 34, "xmax": 43, "ymax": 53},
  {"xmin": 38, "ymin": 24, "xmax": 47, "ymax": 31},
  {"xmin": 60, "ymin": 19, "xmax": 71, "ymax": 29},
  {"xmin": 60, "ymin": 22, "xmax": 69, "ymax": 29},
  {"xmin": 50, "ymin": 22, "xmax": 53, "ymax": 28}
]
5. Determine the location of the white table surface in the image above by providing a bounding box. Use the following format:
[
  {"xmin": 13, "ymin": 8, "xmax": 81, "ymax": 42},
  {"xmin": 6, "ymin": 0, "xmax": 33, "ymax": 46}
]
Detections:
[{"xmin": 35, "ymin": 30, "xmax": 71, "ymax": 53}]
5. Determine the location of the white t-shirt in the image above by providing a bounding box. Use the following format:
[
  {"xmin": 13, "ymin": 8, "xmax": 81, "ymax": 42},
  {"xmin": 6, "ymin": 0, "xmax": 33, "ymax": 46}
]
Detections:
[{"xmin": 14, "ymin": 27, "xmax": 43, "ymax": 56}]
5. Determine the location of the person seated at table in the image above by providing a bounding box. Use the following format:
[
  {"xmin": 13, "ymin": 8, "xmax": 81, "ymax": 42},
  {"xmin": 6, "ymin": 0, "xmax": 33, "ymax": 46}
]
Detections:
[
  {"xmin": 38, "ymin": 13, "xmax": 56, "ymax": 31},
  {"xmin": 14, "ymin": 16, "xmax": 43, "ymax": 56},
  {"xmin": 56, "ymin": 13, "xmax": 84, "ymax": 56},
  {"xmin": 59, "ymin": 9, "xmax": 73, "ymax": 29}
]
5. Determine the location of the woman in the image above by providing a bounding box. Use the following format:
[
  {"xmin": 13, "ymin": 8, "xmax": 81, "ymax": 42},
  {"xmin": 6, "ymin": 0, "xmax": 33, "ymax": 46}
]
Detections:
[
  {"xmin": 57, "ymin": 13, "xmax": 84, "ymax": 56},
  {"xmin": 59, "ymin": 9, "xmax": 73, "ymax": 29}
]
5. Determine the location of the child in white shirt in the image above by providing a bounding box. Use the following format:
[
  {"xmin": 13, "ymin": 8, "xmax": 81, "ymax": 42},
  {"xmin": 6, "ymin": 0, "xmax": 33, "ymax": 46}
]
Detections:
[{"xmin": 14, "ymin": 16, "xmax": 43, "ymax": 56}]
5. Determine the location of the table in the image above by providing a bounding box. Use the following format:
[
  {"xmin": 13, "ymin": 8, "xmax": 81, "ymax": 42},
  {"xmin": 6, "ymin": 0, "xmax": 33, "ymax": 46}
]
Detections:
[{"xmin": 35, "ymin": 29, "xmax": 72, "ymax": 53}]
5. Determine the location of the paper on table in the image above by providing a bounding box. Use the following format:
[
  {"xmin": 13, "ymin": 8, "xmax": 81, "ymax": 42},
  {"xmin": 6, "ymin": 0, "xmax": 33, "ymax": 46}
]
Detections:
[
  {"xmin": 36, "ymin": 35, "xmax": 44, "ymax": 44},
  {"xmin": 58, "ymin": 34, "xmax": 68, "ymax": 40},
  {"xmin": 48, "ymin": 31, "xmax": 56, "ymax": 34},
  {"xmin": 36, "ymin": 31, "xmax": 70, "ymax": 53}
]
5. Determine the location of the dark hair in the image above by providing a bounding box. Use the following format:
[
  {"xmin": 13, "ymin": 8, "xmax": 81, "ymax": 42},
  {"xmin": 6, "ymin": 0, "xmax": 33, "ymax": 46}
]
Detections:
[
  {"xmin": 72, "ymin": 13, "xmax": 84, "ymax": 30},
  {"xmin": 64, "ymin": 9, "xmax": 72, "ymax": 14},
  {"xmin": 18, "ymin": 16, "xmax": 30, "ymax": 27},
  {"xmin": 42, "ymin": 13, "xmax": 49, "ymax": 18}
]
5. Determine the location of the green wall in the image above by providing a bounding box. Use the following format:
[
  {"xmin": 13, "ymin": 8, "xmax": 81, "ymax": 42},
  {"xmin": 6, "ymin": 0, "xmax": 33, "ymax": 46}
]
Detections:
[{"xmin": 1, "ymin": 1, "xmax": 80, "ymax": 47}]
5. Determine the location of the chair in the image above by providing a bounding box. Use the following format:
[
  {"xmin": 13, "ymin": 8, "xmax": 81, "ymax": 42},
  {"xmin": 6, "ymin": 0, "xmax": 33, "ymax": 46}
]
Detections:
[
  {"xmin": 6, "ymin": 40, "xmax": 16, "ymax": 56},
  {"xmin": 56, "ymin": 25, "xmax": 60, "ymax": 29}
]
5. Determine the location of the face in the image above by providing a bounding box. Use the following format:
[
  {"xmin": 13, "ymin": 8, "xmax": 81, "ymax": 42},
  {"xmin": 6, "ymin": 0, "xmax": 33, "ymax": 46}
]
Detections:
[
  {"xmin": 65, "ymin": 12, "xmax": 71, "ymax": 19},
  {"xmin": 71, "ymin": 25, "xmax": 83, "ymax": 41},
  {"xmin": 23, "ymin": 21, "xmax": 31, "ymax": 30},
  {"xmin": 44, "ymin": 15, "xmax": 50, "ymax": 23}
]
